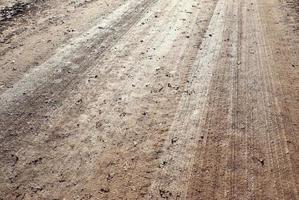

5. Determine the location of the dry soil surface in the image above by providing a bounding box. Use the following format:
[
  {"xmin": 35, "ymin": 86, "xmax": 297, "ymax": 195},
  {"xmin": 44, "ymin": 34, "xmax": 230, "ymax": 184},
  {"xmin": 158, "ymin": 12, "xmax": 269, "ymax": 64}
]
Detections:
[{"xmin": 0, "ymin": 0, "xmax": 298, "ymax": 199}]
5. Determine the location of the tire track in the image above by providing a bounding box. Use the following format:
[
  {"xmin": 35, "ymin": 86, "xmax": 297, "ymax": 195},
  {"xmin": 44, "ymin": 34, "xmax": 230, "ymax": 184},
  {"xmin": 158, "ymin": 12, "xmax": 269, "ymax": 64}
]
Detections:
[
  {"xmin": 178, "ymin": 0, "xmax": 298, "ymax": 199},
  {"xmin": 252, "ymin": 0, "xmax": 298, "ymax": 198},
  {"xmin": 146, "ymin": 0, "xmax": 228, "ymax": 198},
  {"xmin": 240, "ymin": 1, "xmax": 259, "ymax": 198},
  {"xmin": 186, "ymin": 0, "xmax": 242, "ymax": 198},
  {"xmin": 230, "ymin": 0, "xmax": 298, "ymax": 198},
  {"xmin": 257, "ymin": 0, "xmax": 299, "ymax": 196}
]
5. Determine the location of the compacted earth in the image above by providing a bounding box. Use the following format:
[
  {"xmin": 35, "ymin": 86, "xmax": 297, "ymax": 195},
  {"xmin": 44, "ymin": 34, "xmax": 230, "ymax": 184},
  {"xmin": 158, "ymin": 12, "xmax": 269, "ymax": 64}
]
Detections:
[{"xmin": 0, "ymin": 0, "xmax": 298, "ymax": 199}]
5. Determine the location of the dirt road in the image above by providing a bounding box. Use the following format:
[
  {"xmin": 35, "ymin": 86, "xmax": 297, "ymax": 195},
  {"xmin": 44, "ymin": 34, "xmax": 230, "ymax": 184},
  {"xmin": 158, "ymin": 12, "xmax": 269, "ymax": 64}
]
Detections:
[{"xmin": 0, "ymin": 0, "xmax": 298, "ymax": 199}]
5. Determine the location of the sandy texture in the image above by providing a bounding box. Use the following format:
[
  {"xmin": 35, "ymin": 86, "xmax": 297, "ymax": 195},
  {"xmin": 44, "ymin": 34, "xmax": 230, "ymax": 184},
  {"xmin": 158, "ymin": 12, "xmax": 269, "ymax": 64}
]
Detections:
[{"xmin": 0, "ymin": 0, "xmax": 298, "ymax": 199}]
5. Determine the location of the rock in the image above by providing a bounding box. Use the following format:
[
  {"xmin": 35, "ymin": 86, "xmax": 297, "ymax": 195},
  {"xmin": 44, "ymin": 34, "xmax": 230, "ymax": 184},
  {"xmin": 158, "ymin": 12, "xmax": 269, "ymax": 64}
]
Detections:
[
  {"xmin": 31, "ymin": 185, "xmax": 43, "ymax": 193},
  {"xmin": 100, "ymin": 187, "xmax": 110, "ymax": 193},
  {"xmin": 171, "ymin": 137, "xmax": 179, "ymax": 144}
]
